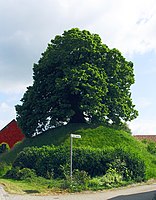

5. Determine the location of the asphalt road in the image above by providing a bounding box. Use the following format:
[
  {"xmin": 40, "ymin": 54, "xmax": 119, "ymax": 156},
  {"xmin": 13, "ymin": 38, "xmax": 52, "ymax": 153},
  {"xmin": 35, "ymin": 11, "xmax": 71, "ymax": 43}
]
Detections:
[{"xmin": 0, "ymin": 183, "xmax": 156, "ymax": 200}]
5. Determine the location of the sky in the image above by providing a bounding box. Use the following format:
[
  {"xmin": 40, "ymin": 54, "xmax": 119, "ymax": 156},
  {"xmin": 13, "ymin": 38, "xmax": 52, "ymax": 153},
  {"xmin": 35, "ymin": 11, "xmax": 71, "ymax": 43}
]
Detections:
[{"xmin": 0, "ymin": 0, "xmax": 156, "ymax": 135}]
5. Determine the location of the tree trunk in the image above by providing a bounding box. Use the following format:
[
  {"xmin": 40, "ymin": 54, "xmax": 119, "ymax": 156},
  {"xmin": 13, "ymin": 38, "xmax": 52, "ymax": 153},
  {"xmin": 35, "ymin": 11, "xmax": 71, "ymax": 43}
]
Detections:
[
  {"xmin": 70, "ymin": 111, "xmax": 86, "ymax": 123},
  {"xmin": 68, "ymin": 93, "xmax": 86, "ymax": 123}
]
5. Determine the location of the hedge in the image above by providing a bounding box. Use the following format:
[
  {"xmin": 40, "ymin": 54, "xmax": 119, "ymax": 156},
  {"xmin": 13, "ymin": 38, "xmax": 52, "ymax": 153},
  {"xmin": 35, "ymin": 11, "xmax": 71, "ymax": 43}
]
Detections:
[{"xmin": 13, "ymin": 145, "xmax": 146, "ymax": 181}]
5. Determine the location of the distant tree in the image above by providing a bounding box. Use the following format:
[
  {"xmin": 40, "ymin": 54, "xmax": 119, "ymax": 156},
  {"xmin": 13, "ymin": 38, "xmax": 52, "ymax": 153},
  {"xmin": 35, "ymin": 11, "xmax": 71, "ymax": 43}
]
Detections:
[{"xmin": 16, "ymin": 28, "xmax": 138, "ymax": 137}]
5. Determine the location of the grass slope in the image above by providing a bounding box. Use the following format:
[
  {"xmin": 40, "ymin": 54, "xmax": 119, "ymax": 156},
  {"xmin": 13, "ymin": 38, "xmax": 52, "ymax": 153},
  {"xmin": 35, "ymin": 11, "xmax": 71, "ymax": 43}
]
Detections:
[
  {"xmin": 1, "ymin": 124, "xmax": 156, "ymax": 179},
  {"xmin": 0, "ymin": 123, "xmax": 91, "ymax": 162}
]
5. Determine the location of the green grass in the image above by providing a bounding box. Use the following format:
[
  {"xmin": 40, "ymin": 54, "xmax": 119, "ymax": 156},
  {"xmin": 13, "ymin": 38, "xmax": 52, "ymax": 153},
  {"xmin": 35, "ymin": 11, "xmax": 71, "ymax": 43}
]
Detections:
[
  {"xmin": 0, "ymin": 123, "xmax": 91, "ymax": 163},
  {"xmin": 0, "ymin": 177, "xmax": 64, "ymax": 194},
  {"xmin": 1, "ymin": 123, "xmax": 156, "ymax": 179},
  {"xmin": 64, "ymin": 125, "xmax": 144, "ymax": 149}
]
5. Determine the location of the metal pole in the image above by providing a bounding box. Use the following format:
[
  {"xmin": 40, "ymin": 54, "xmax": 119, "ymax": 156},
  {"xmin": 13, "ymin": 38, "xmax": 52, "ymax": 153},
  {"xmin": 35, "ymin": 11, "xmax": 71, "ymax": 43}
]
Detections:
[{"xmin": 70, "ymin": 134, "xmax": 73, "ymax": 181}]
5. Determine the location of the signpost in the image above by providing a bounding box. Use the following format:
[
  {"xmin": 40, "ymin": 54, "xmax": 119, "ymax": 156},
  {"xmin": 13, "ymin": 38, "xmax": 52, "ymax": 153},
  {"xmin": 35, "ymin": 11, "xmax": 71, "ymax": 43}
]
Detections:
[{"xmin": 70, "ymin": 133, "xmax": 81, "ymax": 180}]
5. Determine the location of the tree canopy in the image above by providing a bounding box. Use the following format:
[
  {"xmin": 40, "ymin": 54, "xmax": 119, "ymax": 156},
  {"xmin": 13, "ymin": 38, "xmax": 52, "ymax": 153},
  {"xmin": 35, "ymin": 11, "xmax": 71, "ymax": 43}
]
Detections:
[{"xmin": 16, "ymin": 28, "xmax": 138, "ymax": 137}]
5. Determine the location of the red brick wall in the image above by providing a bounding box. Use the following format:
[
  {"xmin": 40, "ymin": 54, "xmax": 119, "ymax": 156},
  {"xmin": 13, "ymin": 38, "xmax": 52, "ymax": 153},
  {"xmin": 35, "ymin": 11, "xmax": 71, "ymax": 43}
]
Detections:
[
  {"xmin": 0, "ymin": 120, "xmax": 25, "ymax": 148},
  {"xmin": 134, "ymin": 135, "xmax": 156, "ymax": 142}
]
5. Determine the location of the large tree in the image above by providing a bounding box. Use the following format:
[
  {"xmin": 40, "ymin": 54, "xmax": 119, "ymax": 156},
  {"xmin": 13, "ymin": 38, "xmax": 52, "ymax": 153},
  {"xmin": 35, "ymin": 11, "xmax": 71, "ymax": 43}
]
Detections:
[{"xmin": 16, "ymin": 28, "xmax": 138, "ymax": 137}]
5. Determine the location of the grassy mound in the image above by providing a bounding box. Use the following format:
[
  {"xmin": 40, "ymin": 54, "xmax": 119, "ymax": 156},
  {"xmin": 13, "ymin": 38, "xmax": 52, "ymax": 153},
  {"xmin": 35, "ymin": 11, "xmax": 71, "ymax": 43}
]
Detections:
[
  {"xmin": 1, "ymin": 124, "xmax": 156, "ymax": 179},
  {"xmin": 0, "ymin": 123, "xmax": 91, "ymax": 162}
]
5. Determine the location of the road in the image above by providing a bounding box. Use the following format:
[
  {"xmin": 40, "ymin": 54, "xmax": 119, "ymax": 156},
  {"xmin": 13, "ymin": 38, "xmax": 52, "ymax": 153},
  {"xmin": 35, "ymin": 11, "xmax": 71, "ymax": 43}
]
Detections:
[{"xmin": 0, "ymin": 183, "xmax": 156, "ymax": 200}]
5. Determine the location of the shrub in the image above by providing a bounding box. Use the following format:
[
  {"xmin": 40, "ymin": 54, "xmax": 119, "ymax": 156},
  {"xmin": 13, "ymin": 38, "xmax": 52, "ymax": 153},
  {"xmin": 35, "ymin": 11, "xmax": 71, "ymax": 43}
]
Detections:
[
  {"xmin": 17, "ymin": 168, "xmax": 37, "ymax": 180},
  {"xmin": 100, "ymin": 168, "xmax": 123, "ymax": 188},
  {"xmin": 13, "ymin": 145, "xmax": 146, "ymax": 182},
  {"xmin": 147, "ymin": 142, "xmax": 156, "ymax": 155},
  {"xmin": 4, "ymin": 167, "xmax": 20, "ymax": 179},
  {"xmin": 72, "ymin": 147, "xmax": 113, "ymax": 177},
  {"xmin": 88, "ymin": 177, "xmax": 103, "ymax": 190},
  {"xmin": 5, "ymin": 167, "xmax": 36, "ymax": 180},
  {"xmin": 88, "ymin": 168, "xmax": 124, "ymax": 190},
  {"xmin": 0, "ymin": 143, "xmax": 10, "ymax": 154},
  {"xmin": 0, "ymin": 162, "xmax": 11, "ymax": 177},
  {"xmin": 113, "ymin": 148, "xmax": 146, "ymax": 182},
  {"xmin": 13, "ymin": 146, "xmax": 112, "ymax": 178},
  {"xmin": 13, "ymin": 145, "xmax": 69, "ymax": 178},
  {"xmin": 107, "ymin": 158, "xmax": 131, "ymax": 181},
  {"xmin": 13, "ymin": 146, "xmax": 41, "ymax": 169},
  {"xmin": 61, "ymin": 168, "xmax": 90, "ymax": 192}
]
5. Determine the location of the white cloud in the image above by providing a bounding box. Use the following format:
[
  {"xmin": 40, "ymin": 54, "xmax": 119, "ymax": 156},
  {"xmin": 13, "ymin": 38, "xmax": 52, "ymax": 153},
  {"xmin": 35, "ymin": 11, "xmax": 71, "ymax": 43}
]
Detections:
[
  {"xmin": 130, "ymin": 119, "xmax": 156, "ymax": 135},
  {"xmin": 0, "ymin": 102, "xmax": 11, "ymax": 112},
  {"xmin": 134, "ymin": 97, "xmax": 152, "ymax": 110},
  {"xmin": 0, "ymin": 102, "xmax": 15, "ymax": 129},
  {"xmin": 91, "ymin": 0, "xmax": 156, "ymax": 55},
  {"xmin": 0, "ymin": 80, "xmax": 31, "ymax": 94}
]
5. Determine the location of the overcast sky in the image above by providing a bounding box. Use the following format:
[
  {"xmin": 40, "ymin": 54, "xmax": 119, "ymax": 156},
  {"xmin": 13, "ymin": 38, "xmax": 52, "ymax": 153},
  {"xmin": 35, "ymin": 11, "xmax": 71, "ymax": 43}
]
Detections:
[{"xmin": 0, "ymin": 0, "xmax": 156, "ymax": 135}]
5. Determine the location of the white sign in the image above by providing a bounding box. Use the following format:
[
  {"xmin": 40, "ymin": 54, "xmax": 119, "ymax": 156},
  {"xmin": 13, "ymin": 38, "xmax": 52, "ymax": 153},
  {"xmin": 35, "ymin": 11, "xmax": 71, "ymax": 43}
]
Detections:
[{"xmin": 71, "ymin": 134, "xmax": 81, "ymax": 139}]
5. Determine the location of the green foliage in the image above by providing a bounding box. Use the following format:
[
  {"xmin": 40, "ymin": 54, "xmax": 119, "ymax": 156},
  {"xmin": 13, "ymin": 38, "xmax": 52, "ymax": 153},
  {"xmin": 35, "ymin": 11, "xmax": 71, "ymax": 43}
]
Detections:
[
  {"xmin": 0, "ymin": 123, "xmax": 88, "ymax": 163},
  {"xmin": 0, "ymin": 162, "xmax": 11, "ymax": 177},
  {"xmin": 13, "ymin": 145, "xmax": 146, "ymax": 182},
  {"xmin": 110, "ymin": 122, "xmax": 132, "ymax": 134},
  {"xmin": 61, "ymin": 167, "xmax": 90, "ymax": 192},
  {"xmin": 2, "ymin": 124, "xmax": 156, "ymax": 192},
  {"xmin": 5, "ymin": 167, "xmax": 36, "ymax": 180},
  {"xmin": 107, "ymin": 158, "xmax": 130, "ymax": 181},
  {"xmin": 1, "ymin": 125, "xmax": 156, "ymax": 181},
  {"xmin": 88, "ymin": 167, "xmax": 128, "ymax": 190},
  {"xmin": 88, "ymin": 177, "xmax": 103, "ymax": 190},
  {"xmin": 100, "ymin": 168, "xmax": 123, "ymax": 188},
  {"xmin": 147, "ymin": 141, "xmax": 156, "ymax": 155},
  {"xmin": 16, "ymin": 28, "xmax": 138, "ymax": 137},
  {"xmin": 0, "ymin": 143, "xmax": 10, "ymax": 154},
  {"xmin": 113, "ymin": 149, "xmax": 146, "ymax": 182},
  {"xmin": 13, "ymin": 145, "xmax": 69, "ymax": 178}
]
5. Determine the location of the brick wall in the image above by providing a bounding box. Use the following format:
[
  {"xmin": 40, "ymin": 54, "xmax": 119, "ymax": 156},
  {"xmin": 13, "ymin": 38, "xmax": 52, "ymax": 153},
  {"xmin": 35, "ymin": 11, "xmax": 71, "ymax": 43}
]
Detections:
[{"xmin": 134, "ymin": 135, "xmax": 156, "ymax": 142}]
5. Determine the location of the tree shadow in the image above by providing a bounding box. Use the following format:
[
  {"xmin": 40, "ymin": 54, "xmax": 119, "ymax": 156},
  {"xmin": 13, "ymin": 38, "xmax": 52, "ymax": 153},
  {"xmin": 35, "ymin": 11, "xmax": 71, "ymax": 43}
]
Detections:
[
  {"xmin": 108, "ymin": 190, "xmax": 156, "ymax": 200},
  {"xmin": 23, "ymin": 190, "xmax": 40, "ymax": 194}
]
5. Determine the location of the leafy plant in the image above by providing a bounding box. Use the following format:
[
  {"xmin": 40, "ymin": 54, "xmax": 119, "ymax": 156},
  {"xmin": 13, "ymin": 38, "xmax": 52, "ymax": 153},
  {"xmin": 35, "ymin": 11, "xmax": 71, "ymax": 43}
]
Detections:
[
  {"xmin": 100, "ymin": 168, "xmax": 123, "ymax": 188},
  {"xmin": 5, "ymin": 167, "xmax": 36, "ymax": 181},
  {"xmin": 61, "ymin": 167, "xmax": 90, "ymax": 192},
  {"xmin": 147, "ymin": 141, "xmax": 156, "ymax": 155},
  {"xmin": 0, "ymin": 162, "xmax": 11, "ymax": 177},
  {"xmin": 13, "ymin": 145, "xmax": 146, "ymax": 182},
  {"xmin": 107, "ymin": 158, "xmax": 131, "ymax": 181}
]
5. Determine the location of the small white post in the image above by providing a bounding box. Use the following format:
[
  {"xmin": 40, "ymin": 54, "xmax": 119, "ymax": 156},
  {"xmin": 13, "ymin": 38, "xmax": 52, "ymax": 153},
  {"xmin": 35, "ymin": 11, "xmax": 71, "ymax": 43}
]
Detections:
[
  {"xmin": 70, "ymin": 134, "xmax": 81, "ymax": 181},
  {"xmin": 70, "ymin": 134, "xmax": 73, "ymax": 180}
]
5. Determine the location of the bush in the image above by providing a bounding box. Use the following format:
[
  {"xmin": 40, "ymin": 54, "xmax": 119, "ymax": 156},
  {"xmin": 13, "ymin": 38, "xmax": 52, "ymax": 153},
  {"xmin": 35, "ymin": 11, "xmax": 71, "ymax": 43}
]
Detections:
[
  {"xmin": 13, "ymin": 145, "xmax": 146, "ymax": 182},
  {"xmin": 107, "ymin": 158, "xmax": 130, "ymax": 181},
  {"xmin": 88, "ymin": 168, "xmax": 124, "ymax": 190},
  {"xmin": 72, "ymin": 147, "xmax": 113, "ymax": 177},
  {"xmin": 13, "ymin": 145, "xmax": 69, "ymax": 178},
  {"xmin": 0, "ymin": 162, "xmax": 11, "ymax": 177},
  {"xmin": 100, "ymin": 168, "xmax": 123, "ymax": 188},
  {"xmin": 88, "ymin": 177, "xmax": 103, "ymax": 190},
  {"xmin": 61, "ymin": 168, "xmax": 90, "ymax": 192},
  {"xmin": 147, "ymin": 142, "xmax": 156, "ymax": 155},
  {"xmin": 5, "ymin": 167, "xmax": 36, "ymax": 180},
  {"xmin": 0, "ymin": 143, "xmax": 10, "ymax": 154},
  {"xmin": 113, "ymin": 148, "xmax": 146, "ymax": 182},
  {"xmin": 13, "ymin": 146, "xmax": 112, "ymax": 178}
]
